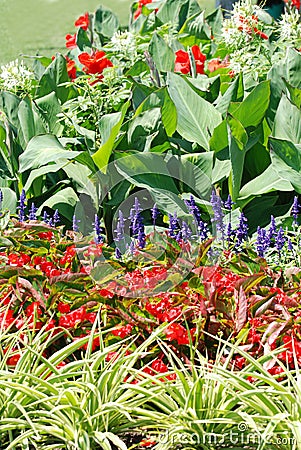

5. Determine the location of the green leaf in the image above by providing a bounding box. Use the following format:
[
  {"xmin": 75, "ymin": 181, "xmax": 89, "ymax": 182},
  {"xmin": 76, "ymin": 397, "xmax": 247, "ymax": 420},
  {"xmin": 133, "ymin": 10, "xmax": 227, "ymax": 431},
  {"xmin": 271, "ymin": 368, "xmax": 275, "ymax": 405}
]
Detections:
[
  {"xmin": 17, "ymin": 97, "xmax": 36, "ymax": 147},
  {"xmin": 157, "ymin": 0, "xmax": 201, "ymax": 31},
  {"xmin": 94, "ymin": 5, "xmax": 119, "ymax": 40},
  {"xmin": 238, "ymin": 165, "xmax": 292, "ymax": 202},
  {"xmin": 149, "ymin": 33, "xmax": 175, "ymax": 72},
  {"xmin": 227, "ymin": 115, "xmax": 248, "ymax": 202},
  {"xmin": 0, "ymin": 187, "xmax": 17, "ymax": 213},
  {"xmin": 35, "ymin": 92, "xmax": 63, "ymax": 136},
  {"xmin": 231, "ymin": 80, "xmax": 270, "ymax": 129},
  {"xmin": 36, "ymin": 53, "xmax": 75, "ymax": 103},
  {"xmin": 19, "ymin": 135, "xmax": 81, "ymax": 172},
  {"xmin": 179, "ymin": 10, "xmax": 211, "ymax": 41},
  {"xmin": 0, "ymin": 91, "xmax": 21, "ymax": 129},
  {"xmin": 272, "ymin": 95, "xmax": 301, "ymax": 144},
  {"xmin": 285, "ymin": 47, "xmax": 301, "ymax": 89},
  {"xmin": 216, "ymin": 73, "xmax": 244, "ymax": 116},
  {"xmin": 114, "ymin": 153, "xmax": 179, "ymax": 195},
  {"xmin": 76, "ymin": 28, "xmax": 92, "ymax": 51},
  {"xmin": 167, "ymin": 72, "xmax": 222, "ymax": 150},
  {"xmin": 93, "ymin": 101, "xmax": 130, "ymax": 172},
  {"xmin": 37, "ymin": 187, "xmax": 79, "ymax": 221},
  {"xmin": 23, "ymin": 162, "xmax": 67, "ymax": 192},
  {"xmin": 270, "ymin": 138, "xmax": 301, "ymax": 193}
]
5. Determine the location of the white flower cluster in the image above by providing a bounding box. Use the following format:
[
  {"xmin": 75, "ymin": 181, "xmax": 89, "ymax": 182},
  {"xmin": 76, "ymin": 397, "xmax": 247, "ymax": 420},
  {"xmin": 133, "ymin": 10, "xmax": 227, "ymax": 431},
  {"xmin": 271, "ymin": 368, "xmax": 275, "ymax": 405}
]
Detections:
[
  {"xmin": 111, "ymin": 30, "xmax": 138, "ymax": 61},
  {"xmin": 0, "ymin": 59, "xmax": 34, "ymax": 92},
  {"xmin": 221, "ymin": 0, "xmax": 262, "ymax": 49},
  {"xmin": 278, "ymin": 9, "xmax": 301, "ymax": 45}
]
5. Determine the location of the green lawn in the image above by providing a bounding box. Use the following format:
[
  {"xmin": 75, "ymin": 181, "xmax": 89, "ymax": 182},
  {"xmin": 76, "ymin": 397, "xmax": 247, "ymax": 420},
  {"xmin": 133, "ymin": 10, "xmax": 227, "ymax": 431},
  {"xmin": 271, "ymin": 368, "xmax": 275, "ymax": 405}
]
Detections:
[{"xmin": 0, "ymin": 0, "xmax": 215, "ymax": 65}]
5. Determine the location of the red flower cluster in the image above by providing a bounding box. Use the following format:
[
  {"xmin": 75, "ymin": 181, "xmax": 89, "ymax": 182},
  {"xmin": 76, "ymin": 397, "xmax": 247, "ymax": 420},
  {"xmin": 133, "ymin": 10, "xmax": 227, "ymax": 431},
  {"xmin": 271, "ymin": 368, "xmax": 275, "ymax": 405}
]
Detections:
[
  {"xmin": 134, "ymin": 0, "xmax": 153, "ymax": 20},
  {"xmin": 165, "ymin": 323, "xmax": 190, "ymax": 345},
  {"xmin": 58, "ymin": 305, "xmax": 96, "ymax": 329},
  {"xmin": 174, "ymin": 45, "xmax": 206, "ymax": 75},
  {"xmin": 145, "ymin": 293, "xmax": 182, "ymax": 323},
  {"xmin": 143, "ymin": 358, "xmax": 176, "ymax": 381},
  {"xmin": 111, "ymin": 323, "xmax": 133, "ymax": 338},
  {"xmin": 65, "ymin": 33, "xmax": 77, "ymax": 49},
  {"xmin": 284, "ymin": 0, "xmax": 301, "ymax": 9},
  {"xmin": 237, "ymin": 15, "xmax": 268, "ymax": 40},
  {"xmin": 74, "ymin": 12, "xmax": 90, "ymax": 31},
  {"xmin": 78, "ymin": 51, "xmax": 113, "ymax": 79},
  {"xmin": 8, "ymin": 253, "xmax": 30, "ymax": 267}
]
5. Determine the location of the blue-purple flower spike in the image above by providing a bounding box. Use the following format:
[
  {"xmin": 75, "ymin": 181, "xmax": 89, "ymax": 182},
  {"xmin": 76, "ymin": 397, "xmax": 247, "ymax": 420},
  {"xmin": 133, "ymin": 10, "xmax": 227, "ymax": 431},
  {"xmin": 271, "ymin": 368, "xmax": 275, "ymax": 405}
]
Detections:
[
  {"xmin": 0, "ymin": 189, "xmax": 3, "ymax": 210},
  {"xmin": 130, "ymin": 198, "xmax": 146, "ymax": 248},
  {"xmin": 53, "ymin": 209, "xmax": 60, "ymax": 225},
  {"xmin": 181, "ymin": 221, "xmax": 192, "ymax": 242},
  {"xmin": 18, "ymin": 189, "xmax": 26, "ymax": 222},
  {"xmin": 268, "ymin": 216, "xmax": 277, "ymax": 241},
  {"xmin": 151, "ymin": 203, "xmax": 159, "ymax": 226},
  {"xmin": 256, "ymin": 226, "xmax": 270, "ymax": 258},
  {"xmin": 224, "ymin": 194, "xmax": 234, "ymax": 211},
  {"xmin": 185, "ymin": 194, "xmax": 208, "ymax": 239},
  {"xmin": 115, "ymin": 247, "xmax": 122, "ymax": 259},
  {"xmin": 72, "ymin": 215, "xmax": 80, "ymax": 232},
  {"xmin": 94, "ymin": 214, "xmax": 103, "ymax": 244},
  {"xmin": 42, "ymin": 211, "xmax": 50, "ymax": 224},
  {"xmin": 234, "ymin": 212, "xmax": 248, "ymax": 250},
  {"xmin": 28, "ymin": 203, "xmax": 37, "ymax": 221},
  {"xmin": 275, "ymin": 226, "xmax": 285, "ymax": 256},
  {"xmin": 210, "ymin": 190, "xmax": 225, "ymax": 240},
  {"xmin": 114, "ymin": 210, "xmax": 125, "ymax": 243},
  {"xmin": 168, "ymin": 212, "xmax": 178, "ymax": 238}
]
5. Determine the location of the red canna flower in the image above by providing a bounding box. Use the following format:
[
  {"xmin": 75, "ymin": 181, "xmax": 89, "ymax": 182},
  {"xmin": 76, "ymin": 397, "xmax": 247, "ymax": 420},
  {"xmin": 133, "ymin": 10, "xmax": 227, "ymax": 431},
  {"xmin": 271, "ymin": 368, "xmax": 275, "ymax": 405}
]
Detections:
[
  {"xmin": 134, "ymin": 0, "xmax": 153, "ymax": 20},
  {"xmin": 78, "ymin": 51, "xmax": 113, "ymax": 80},
  {"xmin": 74, "ymin": 12, "xmax": 90, "ymax": 31},
  {"xmin": 66, "ymin": 57, "xmax": 77, "ymax": 80},
  {"xmin": 174, "ymin": 45, "xmax": 206, "ymax": 75},
  {"xmin": 65, "ymin": 33, "xmax": 77, "ymax": 49}
]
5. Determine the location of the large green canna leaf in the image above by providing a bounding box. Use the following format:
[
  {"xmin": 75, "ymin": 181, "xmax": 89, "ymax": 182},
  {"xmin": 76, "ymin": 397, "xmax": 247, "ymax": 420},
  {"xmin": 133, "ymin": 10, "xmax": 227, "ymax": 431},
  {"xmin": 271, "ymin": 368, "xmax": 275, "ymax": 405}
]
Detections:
[
  {"xmin": 17, "ymin": 97, "xmax": 36, "ymax": 148},
  {"xmin": 37, "ymin": 187, "xmax": 79, "ymax": 222},
  {"xmin": 157, "ymin": 0, "xmax": 201, "ymax": 31},
  {"xmin": 35, "ymin": 92, "xmax": 63, "ymax": 136},
  {"xmin": 270, "ymin": 138, "xmax": 301, "ymax": 193},
  {"xmin": 149, "ymin": 33, "xmax": 175, "ymax": 72},
  {"xmin": 93, "ymin": 101, "xmax": 130, "ymax": 172},
  {"xmin": 227, "ymin": 115, "xmax": 248, "ymax": 203},
  {"xmin": 167, "ymin": 72, "xmax": 222, "ymax": 150},
  {"xmin": 238, "ymin": 165, "xmax": 293, "ymax": 203},
  {"xmin": 272, "ymin": 95, "xmax": 301, "ymax": 144},
  {"xmin": 94, "ymin": 5, "xmax": 119, "ymax": 40},
  {"xmin": 231, "ymin": 80, "xmax": 270, "ymax": 129},
  {"xmin": 36, "ymin": 54, "xmax": 76, "ymax": 103},
  {"xmin": 19, "ymin": 135, "xmax": 81, "ymax": 172}
]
